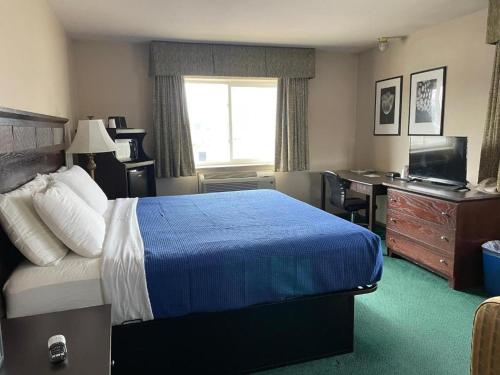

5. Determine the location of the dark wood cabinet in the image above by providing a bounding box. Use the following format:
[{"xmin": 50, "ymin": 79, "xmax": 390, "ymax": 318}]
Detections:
[
  {"xmin": 384, "ymin": 182, "xmax": 500, "ymax": 290},
  {"xmin": 80, "ymin": 128, "xmax": 157, "ymax": 200}
]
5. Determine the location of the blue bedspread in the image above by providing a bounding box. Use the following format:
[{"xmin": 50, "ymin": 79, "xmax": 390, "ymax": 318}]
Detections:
[{"xmin": 137, "ymin": 190, "xmax": 383, "ymax": 319}]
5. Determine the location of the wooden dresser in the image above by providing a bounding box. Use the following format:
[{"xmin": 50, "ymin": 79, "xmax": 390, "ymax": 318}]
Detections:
[{"xmin": 384, "ymin": 180, "xmax": 500, "ymax": 290}]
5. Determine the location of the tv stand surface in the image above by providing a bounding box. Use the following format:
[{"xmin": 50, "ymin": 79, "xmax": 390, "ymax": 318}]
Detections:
[
  {"xmin": 407, "ymin": 181, "xmax": 469, "ymax": 195},
  {"xmin": 383, "ymin": 180, "xmax": 500, "ymax": 290},
  {"xmin": 384, "ymin": 180, "xmax": 490, "ymax": 202}
]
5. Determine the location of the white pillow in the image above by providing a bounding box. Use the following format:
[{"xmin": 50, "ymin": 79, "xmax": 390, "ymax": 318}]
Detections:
[
  {"xmin": 33, "ymin": 181, "xmax": 105, "ymax": 258},
  {"xmin": 34, "ymin": 166, "xmax": 66, "ymax": 185},
  {"xmin": 50, "ymin": 165, "xmax": 108, "ymax": 215},
  {"xmin": 0, "ymin": 176, "xmax": 69, "ymax": 266}
]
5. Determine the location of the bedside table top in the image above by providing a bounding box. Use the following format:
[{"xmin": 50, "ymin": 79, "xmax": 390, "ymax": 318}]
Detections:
[{"xmin": 2, "ymin": 305, "xmax": 111, "ymax": 375}]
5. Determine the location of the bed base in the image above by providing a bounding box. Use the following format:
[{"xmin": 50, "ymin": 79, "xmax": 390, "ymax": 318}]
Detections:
[{"xmin": 111, "ymin": 285, "xmax": 376, "ymax": 374}]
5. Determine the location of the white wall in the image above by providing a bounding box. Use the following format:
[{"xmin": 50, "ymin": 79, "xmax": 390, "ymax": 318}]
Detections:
[
  {"xmin": 71, "ymin": 41, "xmax": 154, "ymax": 154},
  {"xmin": 355, "ymin": 9, "xmax": 495, "ymax": 222},
  {"xmin": 70, "ymin": 9, "xmax": 493, "ymax": 211},
  {"xmin": 71, "ymin": 44, "xmax": 360, "ymax": 205},
  {"xmin": 302, "ymin": 51, "xmax": 358, "ymax": 206},
  {"xmin": 0, "ymin": 0, "xmax": 73, "ymax": 120}
]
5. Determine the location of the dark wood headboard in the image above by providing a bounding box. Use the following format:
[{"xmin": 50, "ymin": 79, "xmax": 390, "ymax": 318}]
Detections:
[{"xmin": 0, "ymin": 106, "xmax": 68, "ymax": 317}]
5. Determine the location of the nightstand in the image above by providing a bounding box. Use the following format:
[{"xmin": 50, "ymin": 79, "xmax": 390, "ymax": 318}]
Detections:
[{"xmin": 2, "ymin": 305, "xmax": 112, "ymax": 375}]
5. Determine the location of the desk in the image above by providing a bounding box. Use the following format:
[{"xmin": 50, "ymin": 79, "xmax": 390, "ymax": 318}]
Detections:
[{"xmin": 321, "ymin": 170, "xmax": 393, "ymax": 231}]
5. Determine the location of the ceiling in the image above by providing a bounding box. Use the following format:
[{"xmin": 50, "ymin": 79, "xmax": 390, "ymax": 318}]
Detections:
[{"xmin": 48, "ymin": 0, "xmax": 488, "ymax": 51}]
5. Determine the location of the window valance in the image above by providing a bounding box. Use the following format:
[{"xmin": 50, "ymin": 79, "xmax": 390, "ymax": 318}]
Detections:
[
  {"xmin": 487, "ymin": 0, "xmax": 500, "ymax": 44},
  {"xmin": 149, "ymin": 41, "xmax": 315, "ymax": 78}
]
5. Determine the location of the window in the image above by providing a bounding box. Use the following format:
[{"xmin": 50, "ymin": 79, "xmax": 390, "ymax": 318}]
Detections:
[{"xmin": 185, "ymin": 77, "xmax": 278, "ymax": 167}]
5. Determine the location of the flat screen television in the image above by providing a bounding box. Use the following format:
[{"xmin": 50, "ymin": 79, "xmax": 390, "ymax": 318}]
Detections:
[{"xmin": 409, "ymin": 136, "xmax": 467, "ymax": 186}]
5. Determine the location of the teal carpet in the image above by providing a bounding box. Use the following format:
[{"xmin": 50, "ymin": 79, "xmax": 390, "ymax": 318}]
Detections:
[{"xmin": 260, "ymin": 244, "xmax": 486, "ymax": 375}]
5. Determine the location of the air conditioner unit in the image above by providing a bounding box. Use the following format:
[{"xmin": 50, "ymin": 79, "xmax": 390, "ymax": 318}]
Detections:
[{"xmin": 198, "ymin": 171, "xmax": 276, "ymax": 193}]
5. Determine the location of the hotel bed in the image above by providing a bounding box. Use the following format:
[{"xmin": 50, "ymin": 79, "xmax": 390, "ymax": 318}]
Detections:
[
  {"xmin": 4, "ymin": 190, "xmax": 382, "ymax": 322},
  {"xmin": 0, "ymin": 107, "xmax": 383, "ymax": 374}
]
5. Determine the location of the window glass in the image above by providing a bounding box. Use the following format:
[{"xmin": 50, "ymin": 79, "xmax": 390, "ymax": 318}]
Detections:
[
  {"xmin": 185, "ymin": 82, "xmax": 230, "ymax": 164},
  {"xmin": 184, "ymin": 78, "xmax": 277, "ymax": 166},
  {"xmin": 230, "ymin": 85, "xmax": 277, "ymax": 162}
]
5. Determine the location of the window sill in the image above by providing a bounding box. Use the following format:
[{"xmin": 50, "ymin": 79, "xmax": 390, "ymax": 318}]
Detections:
[{"xmin": 195, "ymin": 163, "xmax": 274, "ymax": 173}]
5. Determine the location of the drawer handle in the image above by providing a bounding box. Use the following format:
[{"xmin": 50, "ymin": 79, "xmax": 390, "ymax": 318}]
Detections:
[
  {"xmin": 389, "ymin": 218, "xmax": 397, "ymax": 223},
  {"xmin": 390, "ymin": 198, "xmax": 397, "ymax": 203},
  {"xmin": 441, "ymin": 211, "xmax": 449, "ymax": 217},
  {"xmin": 389, "ymin": 237, "xmax": 395, "ymax": 242},
  {"xmin": 439, "ymin": 259, "xmax": 448, "ymax": 265},
  {"xmin": 440, "ymin": 235, "xmax": 449, "ymax": 242}
]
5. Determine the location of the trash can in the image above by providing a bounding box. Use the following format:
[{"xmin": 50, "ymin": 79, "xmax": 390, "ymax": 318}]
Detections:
[{"xmin": 482, "ymin": 241, "xmax": 500, "ymax": 296}]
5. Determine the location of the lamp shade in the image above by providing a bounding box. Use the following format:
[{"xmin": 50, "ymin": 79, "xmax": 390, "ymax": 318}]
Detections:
[{"xmin": 67, "ymin": 119, "xmax": 116, "ymax": 154}]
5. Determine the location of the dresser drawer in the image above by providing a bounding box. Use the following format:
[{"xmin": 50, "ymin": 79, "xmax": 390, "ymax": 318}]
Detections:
[
  {"xmin": 387, "ymin": 230, "xmax": 453, "ymax": 277},
  {"xmin": 387, "ymin": 189, "xmax": 457, "ymax": 228},
  {"xmin": 386, "ymin": 210, "xmax": 455, "ymax": 255}
]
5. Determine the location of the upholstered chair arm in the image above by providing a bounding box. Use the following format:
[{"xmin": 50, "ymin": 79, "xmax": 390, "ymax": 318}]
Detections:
[{"xmin": 471, "ymin": 297, "xmax": 500, "ymax": 375}]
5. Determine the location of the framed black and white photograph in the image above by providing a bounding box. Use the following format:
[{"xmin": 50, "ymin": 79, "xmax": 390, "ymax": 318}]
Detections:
[
  {"xmin": 374, "ymin": 76, "xmax": 402, "ymax": 135},
  {"xmin": 408, "ymin": 66, "xmax": 446, "ymax": 135}
]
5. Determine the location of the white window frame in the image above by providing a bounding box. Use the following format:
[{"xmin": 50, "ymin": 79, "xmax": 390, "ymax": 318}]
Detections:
[{"xmin": 184, "ymin": 76, "xmax": 278, "ymax": 168}]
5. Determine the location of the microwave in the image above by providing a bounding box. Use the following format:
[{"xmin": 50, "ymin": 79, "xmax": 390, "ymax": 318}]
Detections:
[{"xmin": 115, "ymin": 139, "xmax": 139, "ymax": 162}]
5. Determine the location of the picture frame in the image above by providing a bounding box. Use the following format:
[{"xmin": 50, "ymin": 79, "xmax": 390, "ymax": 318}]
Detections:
[
  {"xmin": 373, "ymin": 76, "xmax": 402, "ymax": 136},
  {"xmin": 408, "ymin": 66, "xmax": 446, "ymax": 135}
]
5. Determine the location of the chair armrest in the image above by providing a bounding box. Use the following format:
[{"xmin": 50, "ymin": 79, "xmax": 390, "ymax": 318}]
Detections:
[{"xmin": 471, "ymin": 297, "xmax": 500, "ymax": 375}]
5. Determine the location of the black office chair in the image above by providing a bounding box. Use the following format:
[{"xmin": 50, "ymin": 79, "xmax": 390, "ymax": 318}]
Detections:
[{"xmin": 323, "ymin": 171, "xmax": 369, "ymax": 225}]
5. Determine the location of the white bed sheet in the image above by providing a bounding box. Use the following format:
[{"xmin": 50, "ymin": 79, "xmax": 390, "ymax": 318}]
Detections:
[
  {"xmin": 101, "ymin": 198, "xmax": 153, "ymax": 325},
  {"xmin": 3, "ymin": 252, "xmax": 103, "ymax": 318}
]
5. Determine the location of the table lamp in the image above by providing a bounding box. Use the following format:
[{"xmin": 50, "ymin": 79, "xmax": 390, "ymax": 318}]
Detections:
[{"xmin": 67, "ymin": 119, "xmax": 116, "ymax": 179}]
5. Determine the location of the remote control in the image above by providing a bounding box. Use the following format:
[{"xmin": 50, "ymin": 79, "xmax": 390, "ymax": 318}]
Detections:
[{"xmin": 48, "ymin": 334, "xmax": 67, "ymax": 363}]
